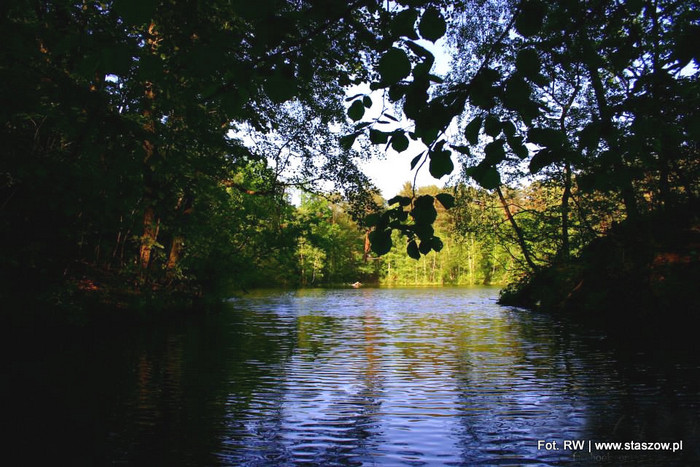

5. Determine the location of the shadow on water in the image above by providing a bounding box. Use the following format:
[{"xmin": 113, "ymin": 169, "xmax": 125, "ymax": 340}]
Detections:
[{"xmin": 5, "ymin": 287, "xmax": 699, "ymax": 465}]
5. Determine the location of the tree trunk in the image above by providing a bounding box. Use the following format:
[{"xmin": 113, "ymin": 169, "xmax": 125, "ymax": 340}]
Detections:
[
  {"xmin": 560, "ymin": 162, "xmax": 572, "ymax": 260},
  {"xmin": 496, "ymin": 186, "xmax": 537, "ymax": 270},
  {"xmin": 139, "ymin": 205, "xmax": 159, "ymax": 271},
  {"xmin": 166, "ymin": 235, "xmax": 184, "ymax": 277},
  {"xmin": 585, "ymin": 55, "xmax": 639, "ymax": 220},
  {"xmin": 138, "ymin": 23, "xmax": 161, "ymax": 279}
]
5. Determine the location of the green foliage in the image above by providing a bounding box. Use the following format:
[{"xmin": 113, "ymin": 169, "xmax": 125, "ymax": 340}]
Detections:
[
  {"xmin": 363, "ymin": 0, "xmax": 699, "ymax": 282},
  {"xmin": 378, "ymin": 48, "xmax": 412, "ymax": 85},
  {"xmin": 0, "ymin": 0, "xmax": 393, "ymax": 304},
  {"xmin": 419, "ymin": 7, "xmax": 446, "ymax": 42}
]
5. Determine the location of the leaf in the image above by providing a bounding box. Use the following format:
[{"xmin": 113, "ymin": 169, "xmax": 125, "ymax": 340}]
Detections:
[
  {"xmin": 527, "ymin": 127, "xmax": 565, "ymax": 148},
  {"xmin": 529, "ymin": 148, "xmax": 559, "ymax": 173},
  {"xmin": 503, "ymin": 75, "xmax": 531, "ymax": 111},
  {"xmin": 484, "ymin": 140, "xmax": 506, "ymax": 164},
  {"xmin": 378, "ymin": 48, "xmax": 411, "ymax": 85},
  {"xmin": 363, "ymin": 95, "xmax": 373, "ymax": 108},
  {"xmin": 435, "ymin": 193, "xmax": 455, "ymax": 209},
  {"xmin": 419, "ymin": 7, "xmax": 446, "ymax": 42},
  {"xmin": 467, "ymin": 164, "xmax": 501, "ymax": 190},
  {"xmin": 465, "ymin": 116, "xmax": 482, "ymax": 145},
  {"xmin": 419, "ymin": 239, "xmax": 432, "ymax": 255},
  {"xmin": 515, "ymin": 48, "xmax": 541, "ymax": 80},
  {"xmin": 469, "ymin": 69, "xmax": 500, "ymax": 109},
  {"xmin": 391, "ymin": 8, "xmax": 419, "ymax": 39},
  {"xmin": 411, "ymin": 195, "xmax": 437, "ymax": 225},
  {"xmin": 264, "ymin": 71, "xmax": 298, "ymax": 103},
  {"xmin": 578, "ymin": 122, "xmax": 601, "ymax": 151},
  {"xmin": 407, "ymin": 240, "xmax": 421, "ymax": 259},
  {"xmin": 388, "ymin": 84, "xmax": 405, "ymax": 102},
  {"xmin": 339, "ymin": 132, "xmax": 359, "ymax": 150},
  {"xmin": 347, "ymin": 99, "xmax": 365, "ymax": 121},
  {"xmin": 413, "ymin": 223, "xmax": 434, "ymax": 241},
  {"xmin": 507, "ymin": 135, "xmax": 529, "ymax": 159},
  {"xmin": 410, "ymin": 153, "xmax": 423, "ymax": 170},
  {"xmin": 451, "ymin": 145, "xmax": 471, "ymax": 155},
  {"xmin": 369, "ymin": 129, "xmax": 389, "ymax": 144},
  {"xmin": 412, "ymin": 61, "xmax": 432, "ymax": 79},
  {"xmin": 403, "ymin": 78, "xmax": 429, "ymax": 119},
  {"xmin": 484, "ymin": 115, "xmax": 501, "ymax": 137},
  {"xmin": 391, "ymin": 132, "xmax": 410, "ymax": 152},
  {"xmin": 388, "ymin": 195, "xmax": 412, "ymax": 206},
  {"xmin": 515, "ymin": 0, "xmax": 546, "ymax": 38},
  {"xmin": 428, "ymin": 149, "xmax": 454, "ymax": 179},
  {"xmin": 417, "ymin": 126, "xmax": 439, "ymax": 146},
  {"xmin": 369, "ymin": 228, "xmax": 393, "ymax": 256},
  {"xmin": 364, "ymin": 213, "xmax": 380, "ymax": 227},
  {"xmin": 431, "ymin": 236, "xmax": 444, "ymax": 252},
  {"xmin": 502, "ymin": 120, "xmax": 516, "ymax": 137}
]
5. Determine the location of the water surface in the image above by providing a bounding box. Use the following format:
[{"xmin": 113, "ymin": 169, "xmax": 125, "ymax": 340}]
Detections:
[{"xmin": 7, "ymin": 287, "xmax": 699, "ymax": 465}]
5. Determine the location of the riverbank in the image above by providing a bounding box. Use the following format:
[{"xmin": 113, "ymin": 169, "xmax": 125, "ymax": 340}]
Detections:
[{"xmin": 499, "ymin": 204, "xmax": 699, "ymax": 337}]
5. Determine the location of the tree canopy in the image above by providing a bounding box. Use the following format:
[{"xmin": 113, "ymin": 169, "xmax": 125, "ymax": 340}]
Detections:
[{"xmin": 1, "ymin": 0, "xmax": 697, "ymax": 308}]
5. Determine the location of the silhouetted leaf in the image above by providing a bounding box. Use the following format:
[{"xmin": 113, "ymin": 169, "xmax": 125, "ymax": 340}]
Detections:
[
  {"xmin": 499, "ymin": 122, "xmax": 514, "ymax": 139},
  {"xmin": 435, "ymin": 193, "xmax": 455, "ymax": 209},
  {"xmin": 339, "ymin": 132, "xmax": 359, "ymax": 150},
  {"xmin": 529, "ymin": 148, "xmax": 559, "ymax": 173},
  {"xmin": 364, "ymin": 213, "xmax": 380, "ymax": 227},
  {"xmin": 391, "ymin": 8, "xmax": 419, "ymax": 39},
  {"xmin": 369, "ymin": 228, "xmax": 393, "ymax": 255},
  {"xmin": 264, "ymin": 70, "xmax": 298, "ymax": 103},
  {"xmin": 363, "ymin": 95, "xmax": 372, "ymax": 108},
  {"xmin": 419, "ymin": 8, "xmax": 446, "ymax": 42},
  {"xmin": 410, "ymin": 153, "xmax": 423, "ymax": 169},
  {"xmin": 515, "ymin": 49, "xmax": 540, "ymax": 79},
  {"xmin": 484, "ymin": 140, "xmax": 506, "ymax": 164},
  {"xmin": 391, "ymin": 132, "xmax": 409, "ymax": 152},
  {"xmin": 515, "ymin": 0, "xmax": 546, "ymax": 38},
  {"xmin": 388, "ymin": 84, "xmax": 405, "ymax": 102},
  {"xmin": 388, "ymin": 195, "xmax": 411, "ymax": 206},
  {"xmin": 503, "ymin": 75, "xmax": 531, "ymax": 111},
  {"xmin": 411, "ymin": 195, "xmax": 437, "ymax": 225},
  {"xmin": 347, "ymin": 99, "xmax": 365, "ymax": 121},
  {"xmin": 378, "ymin": 48, "xmax": 411, "ymax": 85},
  {"xmin": 466, "ymin": 164, "xmax": 501, "ymax": 189},
  {"xmin": 451, "ymin": 145, "xmax": 471, "ymax": 155},
  {"xmin": 484, "ymin": 115, "xmax": 501, "ymax": 137},
  {"xmin": 413, "ymin": 223, "xmax": 434, "ymax": 241},
  {"xmin": 407, "ymin": 239, "xmax": 421, "ymax": 259},
  {"xmin": 369, "ymin": 129, "xmax": 389, "ymax": 144},
  {"xmin": 419, "ymin": 239, "xmax": 432, "ymax": 254},
  {"xmin": 507, "ymin": 135, "xmax": 529, "ymax": 159},
  {"xmin": 428, "ymin": 149, "xmax": 454, "ymax": 178},
  {"xmin": 465, "ymin": 116, "xmax": 482, "ymax": 144},
  {"xmin": 527, "ymin": 127, "xmax": 565, "ymax": 148}
]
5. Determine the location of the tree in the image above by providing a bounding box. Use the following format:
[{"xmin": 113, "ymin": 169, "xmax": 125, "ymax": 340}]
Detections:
[
  {"xmin": 0, "ymin": 0, "xmax": 433, "ymax": 303},
  {"xmin": 362, "ymin": 0, "xmax": 699, "ymax": 270}
]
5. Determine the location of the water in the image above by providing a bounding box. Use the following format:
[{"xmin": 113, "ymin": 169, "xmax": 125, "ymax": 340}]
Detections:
[{"xmin": 6, "ymin": 287, "xmax": 700, "ymax": 465}]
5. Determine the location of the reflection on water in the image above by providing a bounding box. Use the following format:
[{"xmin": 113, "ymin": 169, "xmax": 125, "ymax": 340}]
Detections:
[{"xmin": 6, "ymin": 287, "xmax": 700, "ymax": 465}]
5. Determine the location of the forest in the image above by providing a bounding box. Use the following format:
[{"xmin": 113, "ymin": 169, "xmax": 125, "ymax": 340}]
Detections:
[{"xmin": 1, "ymin": 0, "xmax": 698, "ymax": 321}]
